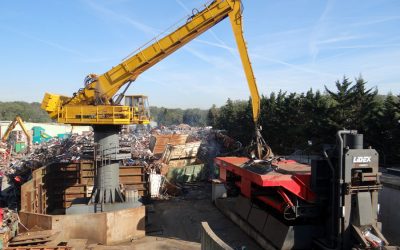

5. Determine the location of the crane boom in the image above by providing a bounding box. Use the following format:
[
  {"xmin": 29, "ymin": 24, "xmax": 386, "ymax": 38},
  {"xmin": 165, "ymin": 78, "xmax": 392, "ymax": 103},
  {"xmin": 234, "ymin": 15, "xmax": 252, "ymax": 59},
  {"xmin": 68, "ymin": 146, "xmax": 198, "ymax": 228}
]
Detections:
[
  {"xmin": 1, "ymin": 116, "xmax": 32, "ymax": 153},
  {"xmin": 229, "ymin": 8, "xmax": 260, "ymax": 123}
]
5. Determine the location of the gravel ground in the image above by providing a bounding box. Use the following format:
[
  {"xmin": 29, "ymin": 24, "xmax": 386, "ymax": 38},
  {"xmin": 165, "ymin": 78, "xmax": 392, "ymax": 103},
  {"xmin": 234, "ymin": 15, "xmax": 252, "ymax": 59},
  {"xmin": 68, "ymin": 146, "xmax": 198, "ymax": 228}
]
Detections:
[{"xmin": 88, "ymin": 182, "xmax": 261, "ymax": 250}]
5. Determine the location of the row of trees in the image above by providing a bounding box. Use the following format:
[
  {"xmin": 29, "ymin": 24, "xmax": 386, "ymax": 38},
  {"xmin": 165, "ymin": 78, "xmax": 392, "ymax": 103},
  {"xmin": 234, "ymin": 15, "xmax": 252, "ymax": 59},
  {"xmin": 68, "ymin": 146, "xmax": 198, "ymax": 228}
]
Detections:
[
  {"xmin": 0, "ymin": 102, "xmax": 51, "ymax": 122},
  {"xmin": 150, "ymin": 107, "xmax": 208, "ymax": 126},
  {"xmin": 207, "ymin": 77, "xmax": 400, "ymax": 165}
]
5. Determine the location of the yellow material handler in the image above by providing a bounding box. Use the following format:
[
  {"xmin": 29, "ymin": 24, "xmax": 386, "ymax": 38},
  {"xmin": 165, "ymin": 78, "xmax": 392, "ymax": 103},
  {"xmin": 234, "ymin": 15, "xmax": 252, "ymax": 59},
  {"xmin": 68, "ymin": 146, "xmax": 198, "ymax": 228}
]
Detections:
[{"xmin": 41, "ymin": 0, "xmax": 271, "ymax": 159}]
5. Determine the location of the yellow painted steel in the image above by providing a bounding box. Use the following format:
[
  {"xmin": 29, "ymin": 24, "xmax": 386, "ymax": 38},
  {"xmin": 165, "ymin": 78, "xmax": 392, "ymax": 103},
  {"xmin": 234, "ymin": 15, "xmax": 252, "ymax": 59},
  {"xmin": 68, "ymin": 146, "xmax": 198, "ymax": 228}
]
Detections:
[
  {"xmin": 228, "ymin": 5, "xmax": 260, "ymax": 123},
  {"xmin": 57, "ymin": 105, "xmax": 149, "ymax": 125},
  {"xmin": 41, "ymin": 93, "xmax": 70, "ymax": 120},
  {"xmin": 41, "ymin": 0, "xmax": 261, "ymax": 126},
  {"xmin": 1, "ymin": 116, "xmax": 32, "ymax": 152}
]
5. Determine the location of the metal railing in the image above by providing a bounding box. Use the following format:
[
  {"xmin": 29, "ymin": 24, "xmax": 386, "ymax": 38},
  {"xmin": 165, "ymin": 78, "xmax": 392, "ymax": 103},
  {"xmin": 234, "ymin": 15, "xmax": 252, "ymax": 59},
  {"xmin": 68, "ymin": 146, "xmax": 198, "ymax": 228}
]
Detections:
[{"xmin": 57, "ymin": 105, "xmax": 149, "ymax": 125}]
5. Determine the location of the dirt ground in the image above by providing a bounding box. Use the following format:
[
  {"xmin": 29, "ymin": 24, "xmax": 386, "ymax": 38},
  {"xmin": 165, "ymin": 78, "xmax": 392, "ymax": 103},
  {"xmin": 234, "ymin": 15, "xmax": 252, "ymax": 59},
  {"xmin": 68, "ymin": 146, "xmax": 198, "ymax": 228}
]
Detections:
[{"xmin": 87, "ymin": 183, "xmax": 261, "ymax": 250}]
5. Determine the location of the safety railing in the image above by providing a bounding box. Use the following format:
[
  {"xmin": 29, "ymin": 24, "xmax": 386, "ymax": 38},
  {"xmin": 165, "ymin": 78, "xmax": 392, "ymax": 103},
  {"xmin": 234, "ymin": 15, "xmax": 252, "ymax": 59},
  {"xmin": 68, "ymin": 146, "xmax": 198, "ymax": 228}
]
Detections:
[{"xmin": 57, "ymin": 105, "xmax": 149, "ymax": 125}]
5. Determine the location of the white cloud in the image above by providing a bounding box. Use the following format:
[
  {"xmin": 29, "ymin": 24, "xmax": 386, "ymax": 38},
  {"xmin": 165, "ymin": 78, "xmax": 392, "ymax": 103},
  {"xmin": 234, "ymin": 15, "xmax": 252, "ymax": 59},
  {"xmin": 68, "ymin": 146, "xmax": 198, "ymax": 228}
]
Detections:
[
  {"xmin": 0, "ymin": 25, "xmax": 85, "ymax": 57},
  {"xmin": 309, "ymin": 0, "xmax": 336, "ymax": 62},
  {"xmin": 83, "ymin": 0, "xmax": 159, "ymax": 36}
]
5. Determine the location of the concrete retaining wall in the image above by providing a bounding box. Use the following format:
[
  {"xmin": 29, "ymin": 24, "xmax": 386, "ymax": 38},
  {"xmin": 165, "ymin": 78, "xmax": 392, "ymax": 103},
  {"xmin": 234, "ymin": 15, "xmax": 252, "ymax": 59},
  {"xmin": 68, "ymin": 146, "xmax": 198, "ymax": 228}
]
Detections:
[
  {"xmin": 379, "ymin": 185, "xmax": 400, "ymax": 245},
  {"xmin": 201, "ymin": 222, "xmax": 233, "ymax": 250}
]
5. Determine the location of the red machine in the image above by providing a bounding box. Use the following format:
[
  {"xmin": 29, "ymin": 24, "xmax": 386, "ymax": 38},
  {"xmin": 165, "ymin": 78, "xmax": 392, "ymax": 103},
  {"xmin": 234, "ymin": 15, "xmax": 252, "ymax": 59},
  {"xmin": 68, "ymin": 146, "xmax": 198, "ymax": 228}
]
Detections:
[
  {"xmin": 215, "ymin": 131, "xmax": 395, "ymax": 249},
  {"xmin": 216, "ymin": 157, "xmax": 317, "ymax": 220}
]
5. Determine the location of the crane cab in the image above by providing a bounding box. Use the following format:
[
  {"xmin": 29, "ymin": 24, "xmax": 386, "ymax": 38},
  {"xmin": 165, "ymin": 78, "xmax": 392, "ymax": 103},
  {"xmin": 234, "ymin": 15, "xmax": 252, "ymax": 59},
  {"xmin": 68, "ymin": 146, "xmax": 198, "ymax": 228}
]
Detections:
[{"xmin": 124, "ymin": 95, "xmax": 150, "ymax": 124}]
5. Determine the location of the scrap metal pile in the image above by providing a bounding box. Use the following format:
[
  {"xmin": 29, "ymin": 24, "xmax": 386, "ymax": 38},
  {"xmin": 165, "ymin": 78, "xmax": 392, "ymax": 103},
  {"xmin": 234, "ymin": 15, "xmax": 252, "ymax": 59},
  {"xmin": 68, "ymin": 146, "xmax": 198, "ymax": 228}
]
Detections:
[
  {"xmin": 0, "ymin": 123, "xmax": 243, "ymax": 207},
  {"xmin": 0, "ymin": 131, "xmax": 96, "ymax": 210},
  {"xmin": 31, "ymin": 132, "xmax": 94, "ymax": 164},
  {"xmin": 124, "ymin": 125, "xmax": 246, "ymax": 198},
  {"xmin": 0, "ymin": 132, "xmax": 95, "ymax": 177},
  {"xmin": 127, "ymin": 133, "xmax": 153, "ymax": 159},
  {"xmin": 0, "ymin": 142, "xmax": 11, "ymax": 168},
  {"xmin": 0, "ymin": 208, "xmax": 19, "ymax": 247},
  {"xmin": 0, "ymin": 123, "xmax": 242, "ymax": 178},
  {"xmin": 130, "ymin": 126, "xmax": 239, "ymax": 172}
]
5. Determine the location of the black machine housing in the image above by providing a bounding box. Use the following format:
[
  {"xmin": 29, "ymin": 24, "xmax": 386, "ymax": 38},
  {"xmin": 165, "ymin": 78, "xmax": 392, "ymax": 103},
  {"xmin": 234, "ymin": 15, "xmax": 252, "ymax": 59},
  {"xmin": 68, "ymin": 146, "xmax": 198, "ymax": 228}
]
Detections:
[{"xmin": 311, "ymin": 130, "xmax": 390, "ymax": 249}]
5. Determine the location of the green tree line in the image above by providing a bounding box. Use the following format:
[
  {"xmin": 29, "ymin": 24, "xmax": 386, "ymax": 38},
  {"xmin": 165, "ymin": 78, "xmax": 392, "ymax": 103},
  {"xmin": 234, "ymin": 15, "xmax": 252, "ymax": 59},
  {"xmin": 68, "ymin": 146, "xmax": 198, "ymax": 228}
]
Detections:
[
  {"xmin": 0, "ymin": 102, "xmax": 52, "ymax": 122},
  {"xmin": 207, "ymin": 77, "xmax": 400, "ymax": 165},
  {"xmin": 150, "ymin": 107, "xmax": 208, "ymax": 126}
]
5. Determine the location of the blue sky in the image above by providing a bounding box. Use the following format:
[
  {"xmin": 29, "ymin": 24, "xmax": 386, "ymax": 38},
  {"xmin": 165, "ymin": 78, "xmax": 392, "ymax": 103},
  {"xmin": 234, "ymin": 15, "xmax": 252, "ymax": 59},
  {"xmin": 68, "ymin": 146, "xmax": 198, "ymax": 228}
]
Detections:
[{"xmin": 0, "ymin": 0, "xmax": 399, "ymax": 108}]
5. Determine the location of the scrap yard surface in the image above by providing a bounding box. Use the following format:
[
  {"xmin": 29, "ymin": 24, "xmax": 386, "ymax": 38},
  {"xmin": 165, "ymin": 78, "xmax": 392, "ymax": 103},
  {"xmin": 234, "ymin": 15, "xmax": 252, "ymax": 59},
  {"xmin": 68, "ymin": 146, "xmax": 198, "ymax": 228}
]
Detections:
[{"xmin": 0, "ymin": 0, "xmax": 399, "ymax": 249}]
